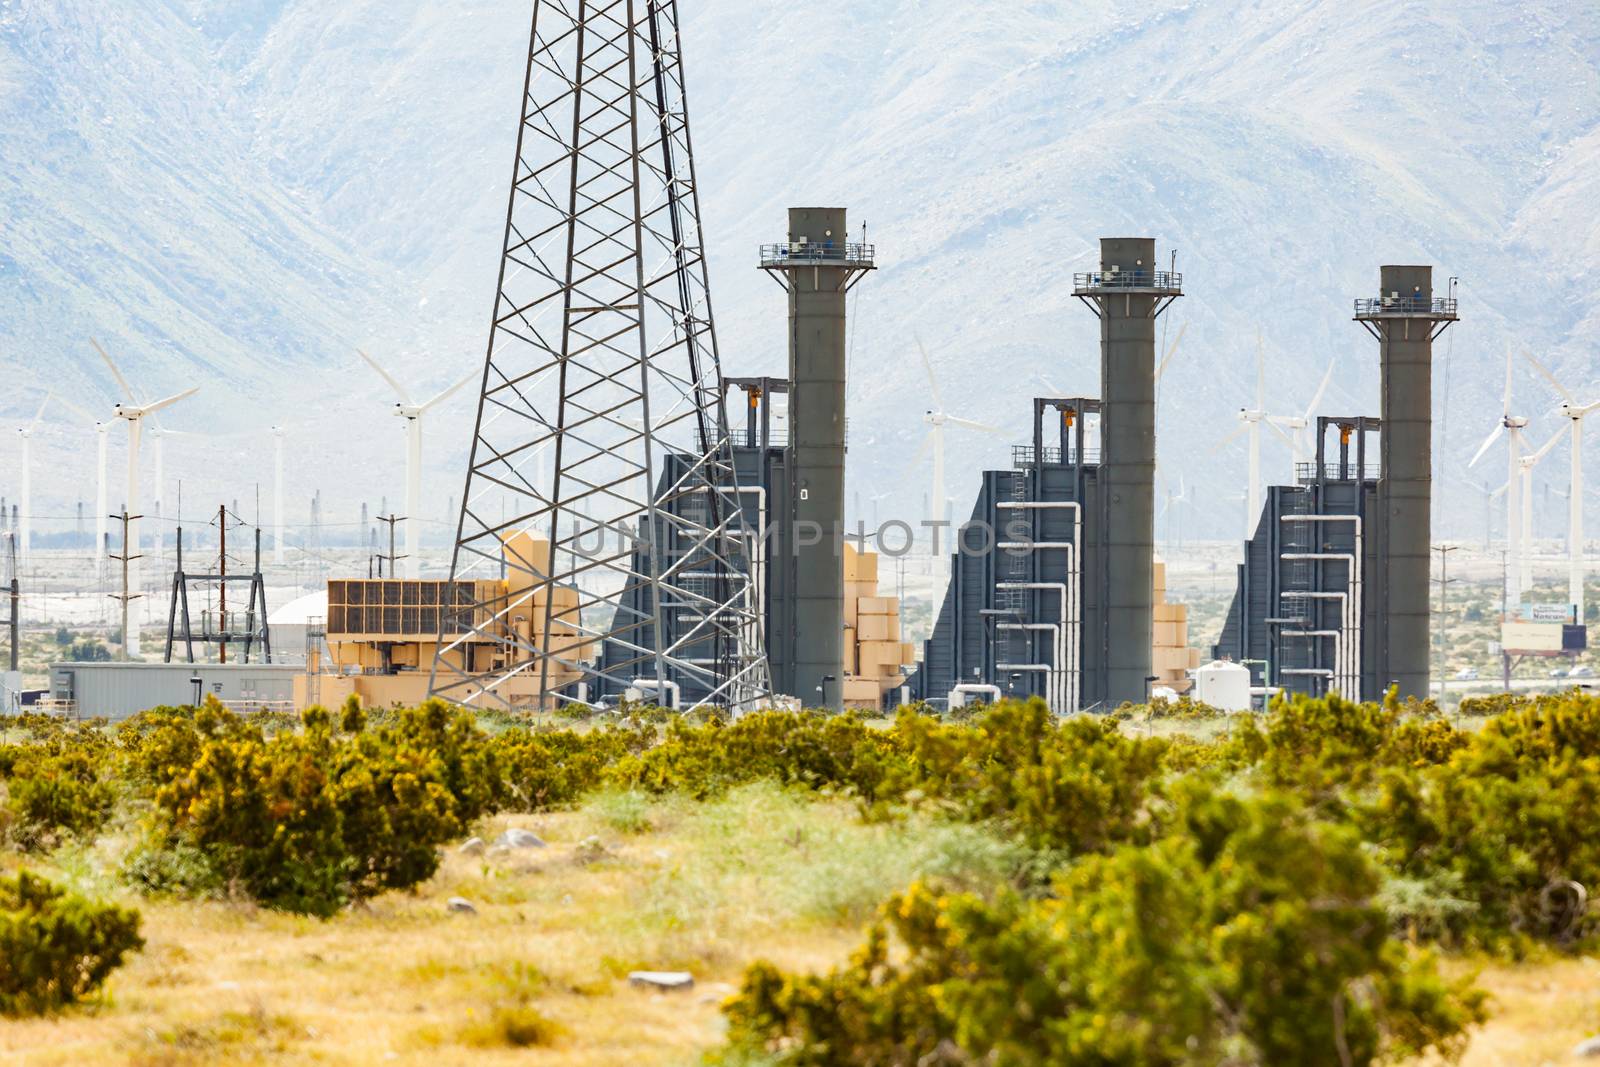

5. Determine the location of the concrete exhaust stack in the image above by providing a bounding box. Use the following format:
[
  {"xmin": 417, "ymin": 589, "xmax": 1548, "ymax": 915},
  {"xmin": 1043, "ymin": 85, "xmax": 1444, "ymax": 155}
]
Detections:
[
  {"xmin": 759, "ymin": 208, "xmax": 874, "ymax": 708},
  {"xmin": 1073, "ymin": 238, "xmax": 1182, "ymax": 705},
  {"xmin": 1355, "ymin": 265, "xmax": 1457, "ymax": 698}
]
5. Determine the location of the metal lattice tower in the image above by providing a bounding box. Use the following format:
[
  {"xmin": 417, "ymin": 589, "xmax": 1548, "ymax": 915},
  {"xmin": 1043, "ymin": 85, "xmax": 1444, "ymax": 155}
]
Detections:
[{"xmin": 430, "ymin": 0, "xmax": 770, "ymax": 711}]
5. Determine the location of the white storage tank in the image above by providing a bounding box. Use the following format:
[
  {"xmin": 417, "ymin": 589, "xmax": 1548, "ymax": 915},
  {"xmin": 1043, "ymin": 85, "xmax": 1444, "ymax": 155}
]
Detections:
[{"xmin": 1193, "ymin": 660, "xmax": 1252, "ymax": 712}]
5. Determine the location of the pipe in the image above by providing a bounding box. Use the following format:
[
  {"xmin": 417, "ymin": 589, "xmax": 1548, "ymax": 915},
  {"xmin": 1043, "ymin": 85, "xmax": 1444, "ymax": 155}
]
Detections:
[
  {"xmin": 998, "ymin": 500, "xmax": 1081, "ymax": 713},
  {"xmin": 630, "ymin": 678, "xmax": 681, "ymax": 710},
  {"xmin": 998, "ymin": 581, "xmax": 1069, "ymax": 714},
  {"xmin": 996, "ymin": 626, "xmax": 1062, "ymax": 711},
  {"xmin": 1280, "ymin": 514, "xmax": 1364, "ymax": 701},
  {"xmin": 1296, "ymin": 594, "xmax": 1350, "ymax": 696},
  {"xmin": 1000, "ymin": 537, "xmax": 1078, "ymax": 713},
  {"xmin": 1282, "ymin": 553, "xmax": 1359, "ymax": 702},
  {"xmin": 949, "ymin": 683, "xmax": 1002, "ymax": 709}
]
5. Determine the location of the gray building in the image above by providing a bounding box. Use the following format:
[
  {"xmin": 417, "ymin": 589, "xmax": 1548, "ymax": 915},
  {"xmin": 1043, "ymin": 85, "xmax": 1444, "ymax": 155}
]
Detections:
[{"xmin": 48, "ymin": 661, "xmax": 301, "ymax": 720}]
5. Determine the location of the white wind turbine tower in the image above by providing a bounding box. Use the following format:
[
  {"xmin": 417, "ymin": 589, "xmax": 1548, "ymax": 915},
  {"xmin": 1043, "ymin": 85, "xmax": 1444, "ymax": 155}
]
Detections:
[
  {"xmin": 91, "ymin": 338, "xmax": 200, "ymax": 659},
  {"xmin": 1522, "ymin": 351, "xmax": 1600, "ymax": 620},
  {"xmin": 1470, "ymin": 349, "xmax": 1531, "ymax": 606},
  {"xmin": 357, "ymin": 349, "xmax": 474, "ymax": 580},
  {"xmin": 914, "ymin": 338, "xmax": 1005, "ymax": 562},
  {"xmin": 14, "ymin": 394, "xmax": 51, "ymax": 560}
]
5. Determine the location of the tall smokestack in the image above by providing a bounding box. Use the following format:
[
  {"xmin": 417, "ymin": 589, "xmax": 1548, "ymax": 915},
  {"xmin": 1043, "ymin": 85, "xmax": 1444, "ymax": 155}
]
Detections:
[
  {"xmin": 1355, "ymin": 265, "xmax": 1457, "ymax": 699},
  {"xmin": 1074, "ymin": 238, "xmax": 1182, "ymax": 706},
  {"xmin": 760, "ymin": 208, "xmax": 874, "ymax": 708}
]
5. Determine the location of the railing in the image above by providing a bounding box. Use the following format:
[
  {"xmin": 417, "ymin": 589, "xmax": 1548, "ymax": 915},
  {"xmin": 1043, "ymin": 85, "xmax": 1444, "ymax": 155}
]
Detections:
[
  {"xmin": 1353, "ymin": 296, "xmax": 1457, "ymax": 316},
  {"xmin": 1012, "ymin": 445, "xmax": 1101, "ymax": 468},
  {"xmin": 1073, "ymin": 269, "xmax": 1182, "ymax": 291},
  {"xmin": 1296, "ymin": 462, "xmax": 1381, "ymax": 483},
  {"xmin": 759, "ymin": 242, "xmax": 875, "ymax": 268}
]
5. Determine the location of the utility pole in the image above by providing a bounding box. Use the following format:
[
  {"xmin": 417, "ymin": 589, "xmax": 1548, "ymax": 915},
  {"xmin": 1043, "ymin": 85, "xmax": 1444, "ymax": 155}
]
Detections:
[
  {"xmin": 377, "ymin": 513, "xmax": 406, "ymax": 579},
  {"xmin": 217, "ymin": 504, "xmax": 229, "ymax": 665},
  {"xmin": 1432, "ymin": 544, "xmax": 1458, "ymax": 701},
  {"xmin": 6, "ymin": 533, "xmax": 18, "ymax": 674},
  {"xmin": 109, "ymin": 510, "xmax": 143, "ymax": 662}
]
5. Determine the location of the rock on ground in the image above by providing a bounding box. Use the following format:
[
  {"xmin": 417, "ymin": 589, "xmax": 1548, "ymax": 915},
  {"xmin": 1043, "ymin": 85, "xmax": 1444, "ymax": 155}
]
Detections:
[
  {"xmin": 496, "ymin": 828, "xmax": 547, "ymax": 850},
  {"xmin": 628, "ymin": 971, "xmax": 694, "ymax": 992},
  {"xmin": 446, "ymin": 897, "xmax": 478, "ymax": 916},
  {"xmin": 458, "ymin": 836, "xmax": 486, "ymax": 856}
]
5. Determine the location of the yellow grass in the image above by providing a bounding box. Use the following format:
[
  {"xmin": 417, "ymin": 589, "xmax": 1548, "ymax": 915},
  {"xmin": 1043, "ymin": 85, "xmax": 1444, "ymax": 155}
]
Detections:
[
  {"xmin": 1, "ymin": 780, "xmax": 1596, "ymax": 1065},
  {"xmin": 0, "ymin": 783, "xmax": 1019, "ymax": 1066}
]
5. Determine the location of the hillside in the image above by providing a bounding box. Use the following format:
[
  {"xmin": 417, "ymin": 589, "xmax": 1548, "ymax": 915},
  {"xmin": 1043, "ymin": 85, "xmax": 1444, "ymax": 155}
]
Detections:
[{"xmin": 2, "ymin": 0, "xmax": 1598, "ymax": 538}]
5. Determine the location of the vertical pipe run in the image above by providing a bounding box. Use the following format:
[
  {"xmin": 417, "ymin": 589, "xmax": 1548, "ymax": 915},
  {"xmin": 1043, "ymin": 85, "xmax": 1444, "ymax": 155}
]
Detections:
[{"xmin": 786, "ymin": 207, "xmax": 849, "ymax": 710}]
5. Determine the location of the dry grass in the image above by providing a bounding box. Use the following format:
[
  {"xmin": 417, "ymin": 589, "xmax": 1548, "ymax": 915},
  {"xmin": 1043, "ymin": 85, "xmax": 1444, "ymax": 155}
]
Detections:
[{"xmin": 0, "ymin": 783, "xmax": 1020, "ymax": 1066}]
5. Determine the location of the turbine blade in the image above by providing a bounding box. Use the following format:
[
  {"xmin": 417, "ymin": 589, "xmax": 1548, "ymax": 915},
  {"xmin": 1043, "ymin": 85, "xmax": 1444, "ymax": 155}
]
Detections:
[
  {"xmin": 914, "ymin": 333, "xmax": 944, "ymax": 413},
  {"xmin": 1302, "ymin": 359, "xmax": 1334, "ymax": 422},
  {"xmin": 946, "ymin": 415, "xmax": 1005, "ymax": 436},
  {"xmin": 1265, "ymin": 419, "xmax": 1300, "ymax": 454},
  {"xmin": 910, "ymin": 430, "xmax": 934, "ymax": 468},
  {"xmin": 28, "ymin": 393, "xmax": 50, "ymax": 431},
  {"xmin": 1530, "ymin": 424, "xmax": 1566, "ymax": 465},
  {"xmin": 143, "ymin": 386, "xmax": 200, "ymax": 415},
  {"xmin": 1211, "ymin": 423, "xmax": 1249, "ymax": 453},
  {"xmin": 421, "ymin": 371, "xmax": 476, "ymax": 413},
  {"xmin": 90, "ymin": 337, "xmax": 137, "ymax": 403},
  {"xmin": 1469, "ymin": 422, "xmax": 1504, "ymax": 468},
  {"xmin": 357, "ymin": 348, "xmax": 415, "ymax": 406},
  {"xmin": 1522, "ymin": 349, "xmax": 1576, "ymax": 406},
  {"xmin": 51, "ymin": 395, "xmax": 99, "ymax": 426},
  {"xmin": 1155, "ymin": 322, "xmax": 1187, "ymax": 383},
  {"xmin": 1255, "ymin": 329, "xmax": 1265, "ymax": 409},
  {"xmin": 1502, "ymin": 347, "xmax": 1514, "ymax": 414}
]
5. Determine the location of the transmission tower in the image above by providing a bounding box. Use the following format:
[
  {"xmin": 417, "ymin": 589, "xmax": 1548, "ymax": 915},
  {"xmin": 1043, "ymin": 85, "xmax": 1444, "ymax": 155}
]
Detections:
[{"xmin": 430, "ymin": 0, "xmax": 769, "ymax": 712}]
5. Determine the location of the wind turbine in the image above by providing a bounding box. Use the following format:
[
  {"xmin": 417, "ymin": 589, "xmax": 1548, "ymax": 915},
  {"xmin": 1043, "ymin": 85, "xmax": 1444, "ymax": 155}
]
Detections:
[
  {"xmin": 913, "ymin": 337, "xmax": 1005, "ymax": 548},
  {"xmin": 1470, "ymin": 349, "xmax": 1531, "ymax": 606},
  {"xmin": 14, "ymin": 394, "xmax": 50, "ymax": 560},
  {"xmin": 357, "ymin": 349, "xmax": 474, "ymax": 580},
  {"xmin": 1213, "ymin": 332, "xmax": 1322, "ymax": 540},
  {"xmin": 1522, "ymin": 351, "xmax": 1600, "ymax": 621},
  {"xmin": 91, "ymin": 338, "xmax": 200, "ymax": 659},
  {"xmin": 1267, "ymin": 359, "xmax": 1336, "ymax": 465}
]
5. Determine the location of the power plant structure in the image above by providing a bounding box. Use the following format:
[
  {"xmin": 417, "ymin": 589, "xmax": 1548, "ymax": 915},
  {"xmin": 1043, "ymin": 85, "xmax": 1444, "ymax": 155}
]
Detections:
[
  {"xmin": 908, "ymin": 240, "xmax": 1185, "ymax": 711},
  {"xmin": 428, "ymin": 0, "xmax": 769, "ymax": 712},
  {"xmin": 1214, "ymin": 266, "xmax": 1458, "ymax": 700}
]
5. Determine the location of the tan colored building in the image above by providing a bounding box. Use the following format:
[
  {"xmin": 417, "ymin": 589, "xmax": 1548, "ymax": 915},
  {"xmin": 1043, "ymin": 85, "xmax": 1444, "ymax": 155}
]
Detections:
[
  {"xmin": 841, "ymin": 543, "xmax": 916, "ymax": 711},
  {"xmin": 1152, "ymin": 559, "xmax": 1202, "ymax": 694},
  {"xmin": 296, "ymin": 533, "xmax": 588, "ymax": 711}
]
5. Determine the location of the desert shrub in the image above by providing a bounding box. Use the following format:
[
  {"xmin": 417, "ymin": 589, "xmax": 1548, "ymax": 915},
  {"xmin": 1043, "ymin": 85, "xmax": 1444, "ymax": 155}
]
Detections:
[
  {"xmin": 607, "ymin": 711, "xmax": 907, "ymax": 800},
  {"xmin": 149, "ymin": 699, "xmax": 502, "ymax": 916},
  {"xmin": 0, "ymin": 870, "xmax": 144, "ymax": 1015},
  {"xmin": 492, "ymin": 722, "xmax": 653, "ymax": 811},
  {"xmin": 717, "ymin": 790, "xmax": 1484, "ymax": 1066},
  {"xmin": 1366, "ymin": 691, "xmax": 1600, "ymax": 947},
  {"xmin": 3, "ymin": 749, "xmax": 117, "ymax": 851},
  {"xmin": 883, "ymin": 700, "xmax": 1169, "ymax": 854}
]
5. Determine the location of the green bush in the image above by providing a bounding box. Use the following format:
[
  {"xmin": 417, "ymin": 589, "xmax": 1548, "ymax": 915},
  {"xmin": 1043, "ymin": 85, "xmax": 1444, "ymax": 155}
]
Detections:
[
  {"xmin": 492, "ymin": 722, "xmax": 653, "ymax": 811},
  {"xmin": 0, "ymin": 870, "xmax": 144, "ymax": 1015},
  {"xmin": 883, "ymin": 700, "xmax": 1168, "ymax": 854},
  {"xmin": 1367, "ymin": 692, "xmax": 1600, "ymax": 946},
  {"xmin": 717, "ymin": 790, "xmax": 1483, "ymax": 1066},
  {"xmin": 3, "ymin": 750, "xmax": 117, "ymax": 851},
  {"xmin": 148, "ymin": 699, "xmax": 502, "ymax": 916}
]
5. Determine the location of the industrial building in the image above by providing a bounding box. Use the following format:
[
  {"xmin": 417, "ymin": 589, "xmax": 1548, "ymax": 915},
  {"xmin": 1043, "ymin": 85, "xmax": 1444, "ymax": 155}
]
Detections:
[
  {"xmin": 907, "ymin": 238, "xmax": 1187, "ymax": 711},
  {"xmin": 1213, "ymin": 266, "xmax": 1457, "ymax": 699},
  {"xmin": 594, "ymin": 209, "xmax": 906, "ymax": 711},
  {"xmin": 48, "ymin": 661, "xmax": 301, "ymax": 721}
]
